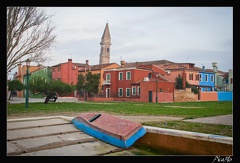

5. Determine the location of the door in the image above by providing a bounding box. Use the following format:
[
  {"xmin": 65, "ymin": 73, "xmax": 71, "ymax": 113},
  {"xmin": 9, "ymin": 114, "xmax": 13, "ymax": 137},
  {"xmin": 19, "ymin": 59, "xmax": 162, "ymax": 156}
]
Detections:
[
  {"xmin": 149, "ymin": 91, "xmax": 152, "ymax": 102},
  {"xmin": 106, "ymin": 88, "xmax": 110, "ymax": 98}
]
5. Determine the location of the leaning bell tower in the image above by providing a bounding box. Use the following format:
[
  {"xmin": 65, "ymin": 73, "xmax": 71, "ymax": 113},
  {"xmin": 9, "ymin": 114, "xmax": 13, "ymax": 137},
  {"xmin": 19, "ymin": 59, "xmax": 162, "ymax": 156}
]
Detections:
[{"xmin": 99, "ymin": 23, "xmax": 111, "ymax": 64}]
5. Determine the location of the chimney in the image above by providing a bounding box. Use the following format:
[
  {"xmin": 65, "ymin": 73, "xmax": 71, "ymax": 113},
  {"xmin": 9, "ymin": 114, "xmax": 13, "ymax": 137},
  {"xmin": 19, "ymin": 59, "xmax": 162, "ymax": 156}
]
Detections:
[
  {"xmin": 86, "ymin": 60, "xmax": 89, "ymax": 65},
  {"xmin": 68, "ymin": 59, "xmax": 72, "ymax": 84},
  {"xmin": 120, "ymin": 60, "xmax": 125, "ymax": 66},
  {"xmin": 182, "ymin": 68, "xmax": 186, "ymax": 89},
  {"xmin": 18, "ymin": 64, "xmax": 22, "ymax": 76},
  {"xmin": 202, "ymin": 65, "xmax": 205, "ymax": 71},
  {"xmin": 212, "ymin": 62, "xmax": 218, "ymax": 72}
]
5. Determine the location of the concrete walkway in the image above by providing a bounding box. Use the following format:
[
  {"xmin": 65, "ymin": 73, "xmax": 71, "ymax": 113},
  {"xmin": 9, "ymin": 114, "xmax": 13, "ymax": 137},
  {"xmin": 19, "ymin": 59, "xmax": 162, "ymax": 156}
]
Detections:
[
  {"xmin": 183, "ymin": 114, "xmax": 233, "ymax": 126},
  {"xmin": 7, "ymin": 97, "xmax": 80, "ymax": 103},
  {"xmin": 7, "ymin": 116, "xmax": 232, "ymax": 156}
]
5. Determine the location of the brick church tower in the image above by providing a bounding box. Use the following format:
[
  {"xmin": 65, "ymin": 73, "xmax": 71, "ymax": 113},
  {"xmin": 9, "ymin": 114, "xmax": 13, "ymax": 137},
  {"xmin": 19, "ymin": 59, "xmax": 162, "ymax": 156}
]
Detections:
[{"xmin": 99, "ymin": 23, "xmax": 111, "ymax": 64}]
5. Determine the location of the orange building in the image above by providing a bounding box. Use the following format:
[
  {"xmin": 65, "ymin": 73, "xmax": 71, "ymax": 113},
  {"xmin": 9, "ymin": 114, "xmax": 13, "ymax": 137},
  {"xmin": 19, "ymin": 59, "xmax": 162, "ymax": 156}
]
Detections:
[{"xmin": 14, "ymin": 64, "xmax": 41, "ymax": 97}]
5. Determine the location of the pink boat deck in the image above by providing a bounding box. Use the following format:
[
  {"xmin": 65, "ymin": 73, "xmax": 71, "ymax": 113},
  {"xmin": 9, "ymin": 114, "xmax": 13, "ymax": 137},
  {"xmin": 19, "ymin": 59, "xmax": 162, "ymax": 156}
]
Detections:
[{"xmin": 75, "ymin": 112, "xmax": 143, "ymax": 140}]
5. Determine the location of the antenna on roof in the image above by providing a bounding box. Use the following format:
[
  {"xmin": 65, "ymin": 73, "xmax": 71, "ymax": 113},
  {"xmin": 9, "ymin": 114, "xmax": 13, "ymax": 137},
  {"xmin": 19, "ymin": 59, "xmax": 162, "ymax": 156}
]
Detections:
[{"xmin": 70, "ymin": 54, "xmax": 72, "ymax": 59}]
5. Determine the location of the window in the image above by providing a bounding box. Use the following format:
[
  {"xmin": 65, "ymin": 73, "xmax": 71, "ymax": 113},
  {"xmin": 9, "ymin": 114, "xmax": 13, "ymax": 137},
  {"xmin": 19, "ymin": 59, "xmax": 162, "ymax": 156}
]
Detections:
[
  {"xmin": 189, "ymin": 73, "xmax": 193, "ymax": 80},
  {"xmin": 132, "ymin": 86, "xmax": 136, "ymax": 95},
  {"xmin": 196, "ymin": 74, "xmax": 200, "ymax": 81},
  {"xmin": 126, "ymin": 88, "xmax": 130, "ymax": 97},
  {"xmin": 148, "ymin": 72, "xmax": 152, "ymax": 78},
  {"xmin": 137, "ymin": 86, "xmax": 140, "ymax": 95},
  {"xmin": 205, "ymin": 74, "xmax": 208, "ymax": 82},
  {"xmin": 230, "ymin": 78, "xmax": 233, "ymax": 84},
  {"xmin": 119, "ymin": 72, "xmax": 123, "ymax": 80},
  {"xmin": 97, "ymin": 73, "xmax": 100, "ymax": 78},
  {"xmin": 199, "ymin": 74, "xmax": 202, "ymax": 81},
  {"xmin": 118, "ymin": 88, "xmax": 123, "ymax": 97},
  {"xmin": 126, "ymin": 71, "xmax": 131, "ymax": 80},
  {"xmin": 106, "ymin": 73, "xmax": 111, "ymax": 83},
  {"xmin": 58, "ymin": 66, "xmax": 60, "ymax": 72},
  {"xmin": 210, "ymin": 74, "xmax": 214, "ymax": 82}
]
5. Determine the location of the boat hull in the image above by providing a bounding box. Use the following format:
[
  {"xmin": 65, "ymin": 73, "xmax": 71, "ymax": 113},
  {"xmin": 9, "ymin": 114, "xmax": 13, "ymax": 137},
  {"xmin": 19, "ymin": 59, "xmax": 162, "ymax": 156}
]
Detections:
[{"xmin": 71, "ymin": 112, "xmax": 146, "ymax": 148}]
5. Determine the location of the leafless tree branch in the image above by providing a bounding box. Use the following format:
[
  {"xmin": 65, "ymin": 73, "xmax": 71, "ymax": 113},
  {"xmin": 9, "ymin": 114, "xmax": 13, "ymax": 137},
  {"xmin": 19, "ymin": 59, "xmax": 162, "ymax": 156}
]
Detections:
[{"xmin": 7, "ymin": 7, "xmax": 56, "ymax": 73}]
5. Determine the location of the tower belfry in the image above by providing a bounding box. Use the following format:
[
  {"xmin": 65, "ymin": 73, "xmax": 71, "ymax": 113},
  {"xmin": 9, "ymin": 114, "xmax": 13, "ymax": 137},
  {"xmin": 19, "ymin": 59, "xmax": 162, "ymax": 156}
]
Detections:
[{"xmin": 99, "ymin": 23, "xmax": 111, "ymax": 64}]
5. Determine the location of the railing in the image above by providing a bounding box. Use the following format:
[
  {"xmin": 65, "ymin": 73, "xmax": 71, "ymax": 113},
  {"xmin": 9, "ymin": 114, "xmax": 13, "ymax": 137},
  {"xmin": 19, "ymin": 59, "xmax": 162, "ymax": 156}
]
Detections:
[{"xmin": 103, "ymin": 80, "xmax": 111, "ymax": 85}]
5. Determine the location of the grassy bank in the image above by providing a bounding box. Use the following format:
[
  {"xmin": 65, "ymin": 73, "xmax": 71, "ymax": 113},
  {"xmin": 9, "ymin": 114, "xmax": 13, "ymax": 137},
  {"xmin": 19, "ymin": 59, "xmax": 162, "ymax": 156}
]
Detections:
[{"xmin": 7, "ymin": 101, "xmax": 232, "ymax": 137}]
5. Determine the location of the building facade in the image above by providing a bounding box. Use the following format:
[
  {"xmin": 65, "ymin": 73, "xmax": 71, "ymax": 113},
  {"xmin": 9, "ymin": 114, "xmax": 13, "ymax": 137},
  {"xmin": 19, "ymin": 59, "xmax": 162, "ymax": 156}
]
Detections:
[
  {"xmin": 102, "ymin": 64, "xmax": 175, "ymax": 103},
  {"xmin": 24, "ymin": 66, "xmax": 52, "ymax": 98},
  {"xmin": 14, "ymin": 64, "xmax": 41, "ymax": 97}
]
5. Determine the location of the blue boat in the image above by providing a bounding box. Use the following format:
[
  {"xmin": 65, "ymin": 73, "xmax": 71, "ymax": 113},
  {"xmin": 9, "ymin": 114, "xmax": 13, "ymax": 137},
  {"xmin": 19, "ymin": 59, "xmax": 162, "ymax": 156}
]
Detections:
[{"xmin": 71, "ymin": 112, "xmax": 146, "ymax": 148}]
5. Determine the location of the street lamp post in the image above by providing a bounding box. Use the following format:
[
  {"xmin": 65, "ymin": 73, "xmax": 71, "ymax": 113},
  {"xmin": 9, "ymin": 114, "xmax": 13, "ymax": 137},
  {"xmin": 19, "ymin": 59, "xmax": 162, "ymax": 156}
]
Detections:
[
  {"xmin": 25, "ymin": 59, "xmax": 30, "ymax": 108},
  {"xmin": 156, "ymin": 78, "xmax": 158, "ymax": 103}
]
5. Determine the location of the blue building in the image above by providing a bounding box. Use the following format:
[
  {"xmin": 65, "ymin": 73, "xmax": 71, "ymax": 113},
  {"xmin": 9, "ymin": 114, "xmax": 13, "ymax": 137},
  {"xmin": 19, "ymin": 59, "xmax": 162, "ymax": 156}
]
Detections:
[{"xmin": 199, "ymin": 66, "xmax": 215, "ymax": 91}]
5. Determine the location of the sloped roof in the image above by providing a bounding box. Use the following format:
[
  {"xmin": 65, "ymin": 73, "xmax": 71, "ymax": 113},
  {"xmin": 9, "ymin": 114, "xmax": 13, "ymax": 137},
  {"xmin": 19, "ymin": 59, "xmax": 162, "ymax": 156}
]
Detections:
[
  {"xmin": 30, "ymin": 66, "xmax": 50, "ymax": 74},
  {"xmin": 51, "ymin": 62, "xmax": 86, "ymax": 67},
  {"xmin": 122, "ymin": 60, "xmax": 175, "ymax": 68},
  {"xmin": 90, "ymin": 63, "xmax": 118, "ymax": 70},
  {"xmin": 132, "ymin": 75, "xmax": 172, "ymax": 84},
  {"xmin": 78, "ymin": 63, "xmax": 119, "ymax": 72},
  {"xmin": 101, "ymin": 23, "xmax": 111, "ymax": 40}
]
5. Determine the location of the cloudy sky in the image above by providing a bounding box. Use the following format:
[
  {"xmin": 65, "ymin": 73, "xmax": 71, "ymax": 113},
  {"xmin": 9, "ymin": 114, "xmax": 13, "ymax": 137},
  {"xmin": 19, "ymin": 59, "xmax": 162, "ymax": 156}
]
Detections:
[{"xmin": 12, "ymin": 7, "xmax": 233, "ymax": 76}]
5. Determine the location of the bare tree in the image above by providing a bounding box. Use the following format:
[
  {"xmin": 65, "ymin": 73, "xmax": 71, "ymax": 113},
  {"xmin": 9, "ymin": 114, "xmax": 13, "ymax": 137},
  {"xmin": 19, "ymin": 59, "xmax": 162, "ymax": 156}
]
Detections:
[{"xmin": 7, "ymin": 7, "xmax": 56, "ymax": 73}]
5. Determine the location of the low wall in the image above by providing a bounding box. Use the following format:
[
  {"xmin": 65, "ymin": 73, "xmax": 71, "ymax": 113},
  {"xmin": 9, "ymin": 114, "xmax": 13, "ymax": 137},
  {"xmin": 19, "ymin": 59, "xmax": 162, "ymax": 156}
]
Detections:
[
  {"xmin": 199, "ymin": 91, "xmax": 218, "ymax": 101},
  {"xmin": 136, "ymin": 126, "xmax": 232, "ymax": 155},
  {"xmin": 152, "ymin": 92, "xmax": 173, "ymax": 103},
  {"xmin": 199, "ymin": 91, "xmax": 233, "ymax": 101},
  {"xmin": 174, "ymin": 89, "xmax": 197, "ymax": 102},
  {"xmin": 77, "ymin": 90, "xmax": 232, "ymax": 102},
  {"xmin": 87, "ymin": 97, "xmax": 115, "ymax": 102},
  {"xmin": 218, "ymin": 92, "xmax": 233, "ymax": 101}
]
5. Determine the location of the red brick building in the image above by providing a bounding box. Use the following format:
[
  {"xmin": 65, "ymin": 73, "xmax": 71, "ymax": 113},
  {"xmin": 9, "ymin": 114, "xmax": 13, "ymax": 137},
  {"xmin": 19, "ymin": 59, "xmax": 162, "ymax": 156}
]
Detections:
[
  {"xmin": 102, "ymin": 62, "xmax": 175, "ymax": 103},
  {"xmin": 51, "ymin": 59, "xmax": 86, "ymax": 85}
]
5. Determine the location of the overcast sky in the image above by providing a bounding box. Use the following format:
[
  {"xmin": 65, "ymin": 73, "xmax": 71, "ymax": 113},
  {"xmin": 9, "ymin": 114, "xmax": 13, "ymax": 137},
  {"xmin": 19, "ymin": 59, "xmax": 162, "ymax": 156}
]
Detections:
[{"xmin": 10, "ymin": 7, "xmax": 233, "ymax": 77}]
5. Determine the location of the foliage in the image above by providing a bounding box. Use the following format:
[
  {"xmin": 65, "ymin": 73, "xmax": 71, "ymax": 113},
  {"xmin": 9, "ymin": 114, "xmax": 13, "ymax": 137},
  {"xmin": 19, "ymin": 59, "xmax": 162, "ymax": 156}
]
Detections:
[
  {"xmin": 85, "ymin": 72, "xmax": 100, "ymax": 94},
  {"xmin": 28, "ymin": 76, "xmax": 48, "ymax": 94},
  {"xmin": 142, "ymin": 121, "xmax": 232, "ymax": 137},
  {"xmin": 7, "ymin": 7, "xmax": 56, "ymax": 73},
  {"xmin": 8, "ymin": 79, "xmax": 25, "ymax": 91},
  {"xmin": 7, "ymin": 80, "xmax": 25, "ymax": 100},
  {"xmin": 175, "ymin": 74, "xmax": 190, "ymax": 89},
  {"xmin": 76, "ymin": 74, "xmax": 85, "ymax": 95},
  {"xmin": 28, "ymin": 76, "xmax": 74, "ymax": 103},
  {"xmin": 191, "ymin": 87, "xmax": 199, "ymax": 94},
  {"xmin": 76, "ymin": 72, "xmax": 100, "ymax": 95}
]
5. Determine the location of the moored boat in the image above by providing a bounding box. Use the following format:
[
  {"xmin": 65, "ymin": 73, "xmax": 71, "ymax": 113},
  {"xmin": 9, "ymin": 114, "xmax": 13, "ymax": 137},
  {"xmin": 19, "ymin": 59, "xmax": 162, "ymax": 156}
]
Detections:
[{"xmin": 71, "ymin": 112, "xmax": 146, "ymax": 148}]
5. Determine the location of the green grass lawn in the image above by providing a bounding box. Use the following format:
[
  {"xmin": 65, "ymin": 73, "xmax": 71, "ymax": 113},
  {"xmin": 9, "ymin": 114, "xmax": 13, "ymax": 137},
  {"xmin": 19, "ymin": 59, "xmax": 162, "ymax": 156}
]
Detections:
[{"xmin": 7, "ymin": 101, "xmax": 233, "ymax": 137}]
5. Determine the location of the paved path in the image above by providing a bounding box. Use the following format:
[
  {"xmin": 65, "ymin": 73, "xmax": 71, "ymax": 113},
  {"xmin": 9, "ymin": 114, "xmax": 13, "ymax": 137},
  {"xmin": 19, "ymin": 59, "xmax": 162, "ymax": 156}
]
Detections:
[
  {"xmin": 183, "ymin": 114, "xmax": 233, "ymax": 126},
  {"xmin": 7, "ymin": 97, "xmax": 80, "ymax": 103}
]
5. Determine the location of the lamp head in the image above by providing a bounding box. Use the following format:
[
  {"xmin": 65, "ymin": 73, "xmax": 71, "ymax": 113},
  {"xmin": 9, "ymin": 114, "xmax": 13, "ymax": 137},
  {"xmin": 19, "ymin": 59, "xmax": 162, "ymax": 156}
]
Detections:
[{"xmin": 26, "ymin": 59, "xmax": 31, "ymax": 67}]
